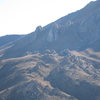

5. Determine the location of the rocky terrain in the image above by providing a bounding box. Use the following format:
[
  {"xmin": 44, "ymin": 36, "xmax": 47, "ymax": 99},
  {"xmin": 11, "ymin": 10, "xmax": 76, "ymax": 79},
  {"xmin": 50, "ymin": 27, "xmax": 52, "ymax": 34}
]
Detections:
[
  {"xmin": 0, "ymin": 0, "xmax": 100, "ymax": 100},
  {"xmin": 0, "ymin": 0, "xmax": 100, "ymax": 60},
  {"xmin": 0, "ymin": 51, "xmax": 100, "ymax": 100}
]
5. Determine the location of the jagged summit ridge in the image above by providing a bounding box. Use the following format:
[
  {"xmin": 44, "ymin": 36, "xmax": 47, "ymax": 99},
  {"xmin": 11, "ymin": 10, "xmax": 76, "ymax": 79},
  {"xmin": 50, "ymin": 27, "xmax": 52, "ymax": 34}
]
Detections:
[{"xmin": 0, "ymin": 0, "xmax": 100, "ymax": 59}]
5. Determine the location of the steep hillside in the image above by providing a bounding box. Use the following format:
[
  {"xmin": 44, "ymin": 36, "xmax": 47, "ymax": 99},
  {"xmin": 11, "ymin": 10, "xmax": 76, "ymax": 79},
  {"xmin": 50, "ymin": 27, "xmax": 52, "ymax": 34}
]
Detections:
[
  {"xmin": 0, "ymin": 0, "xmax": 100, "ymax": 59},
  {"xmin": 0, "ymin": 51, "xmax": 100, "ymax": 100},
  {"xmin": 0, "ymin": 35, "xmax": 24, "ymax": 47}
]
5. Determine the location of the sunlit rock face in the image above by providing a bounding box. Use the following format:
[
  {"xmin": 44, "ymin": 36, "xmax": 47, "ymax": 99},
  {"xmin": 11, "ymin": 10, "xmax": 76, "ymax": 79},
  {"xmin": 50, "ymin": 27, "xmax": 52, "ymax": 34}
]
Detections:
[{"xmin": 47, "ymin": 23, "xmax": 60, "ymax": 42}]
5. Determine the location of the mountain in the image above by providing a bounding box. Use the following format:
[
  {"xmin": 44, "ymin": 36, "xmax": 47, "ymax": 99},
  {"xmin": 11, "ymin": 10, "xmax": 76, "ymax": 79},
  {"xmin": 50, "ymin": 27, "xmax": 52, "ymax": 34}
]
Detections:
[
  {"xmin": 88, "ymin": 37, "xmax": 100, "ymax": 51},
  {"xmin": 0, "ymin": 0, "xmax": 100, "ymax": 59},
  {"xmin": 0, "ymin": 35, "xmax": 24, "ymax": 47},
  {"xmin": 0, "ymin": 51, "xmax": 100, "ymax": 100},
  {"xmin": 0, "ymin": 0, "xmax": 100, "ymax": 100},
  {"xmin": 0, "ymin": 1, "xmax": 100, "ymax": 58},
  {"xmin": 0, "ymin": 52, "xmax": 78, "ymax": 100}
]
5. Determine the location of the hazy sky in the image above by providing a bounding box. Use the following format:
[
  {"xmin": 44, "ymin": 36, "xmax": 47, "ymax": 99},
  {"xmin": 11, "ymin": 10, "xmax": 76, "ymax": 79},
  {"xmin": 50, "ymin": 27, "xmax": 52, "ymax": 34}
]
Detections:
[{"xmin": 0, "ymin": 0, "xmax": 94, "ymax": 36}]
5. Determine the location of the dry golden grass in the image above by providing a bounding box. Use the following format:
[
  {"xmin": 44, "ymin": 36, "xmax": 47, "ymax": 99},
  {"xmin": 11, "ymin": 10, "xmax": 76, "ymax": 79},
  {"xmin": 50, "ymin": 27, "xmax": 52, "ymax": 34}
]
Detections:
[{"xmin": 71, "ymin": 50, "xmax": 100, "ymax": 62}]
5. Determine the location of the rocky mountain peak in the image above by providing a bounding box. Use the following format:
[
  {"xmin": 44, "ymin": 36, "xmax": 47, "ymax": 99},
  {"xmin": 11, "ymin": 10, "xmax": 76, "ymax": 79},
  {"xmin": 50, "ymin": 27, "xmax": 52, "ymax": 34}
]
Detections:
[
  {"xmin": 1, "ymin": 0, "xmax": 100, "ymax": 59},
  {"xmin": 35, "ymin": 25, "xmax": 43, "ymax": 33}
]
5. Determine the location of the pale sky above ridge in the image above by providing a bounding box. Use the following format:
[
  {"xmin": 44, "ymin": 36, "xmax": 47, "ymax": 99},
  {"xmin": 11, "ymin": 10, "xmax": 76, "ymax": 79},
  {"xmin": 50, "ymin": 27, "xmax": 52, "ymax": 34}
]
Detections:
[{"xmin": 0, "ymin": 0, "xmax": 94, "ymax": 36}]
